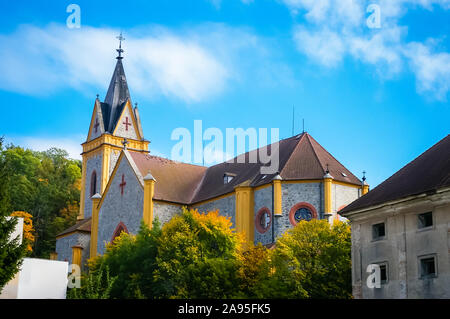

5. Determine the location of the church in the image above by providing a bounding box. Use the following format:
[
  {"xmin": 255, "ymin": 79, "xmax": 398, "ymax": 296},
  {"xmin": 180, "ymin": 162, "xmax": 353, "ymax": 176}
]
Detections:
[{"xmin": 55, "ymin": 41, "xmax": 368, "ymax": 271}]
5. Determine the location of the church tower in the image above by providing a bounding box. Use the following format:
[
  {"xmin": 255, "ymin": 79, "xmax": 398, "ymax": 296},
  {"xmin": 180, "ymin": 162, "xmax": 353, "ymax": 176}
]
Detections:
[{"xmin": 78, "ymin": 34, "xmax": 149, "ymax": 220}]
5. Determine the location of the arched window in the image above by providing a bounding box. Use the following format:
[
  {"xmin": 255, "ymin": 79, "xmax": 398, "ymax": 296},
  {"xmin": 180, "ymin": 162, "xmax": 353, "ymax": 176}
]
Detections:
[
  {"xmin": 90, "ymin": 170, "xmax": 97, "ymax": 196},
  {"xmin": 255, "ymin": 207, "xmax": 272, "ymax": 234},
  {"xmin": 111, "ymin": 222, "xmax": 128, "ymax": 242},
  {"xmin": 289, "ymin": 202, "xmax": 318, "ymax": 226}
]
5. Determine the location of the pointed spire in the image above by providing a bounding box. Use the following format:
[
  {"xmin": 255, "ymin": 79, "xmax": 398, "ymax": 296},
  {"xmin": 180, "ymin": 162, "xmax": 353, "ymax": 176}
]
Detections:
[{"xmin": 104, "ymin": 36, "xmax": 131, "ymax": 132}]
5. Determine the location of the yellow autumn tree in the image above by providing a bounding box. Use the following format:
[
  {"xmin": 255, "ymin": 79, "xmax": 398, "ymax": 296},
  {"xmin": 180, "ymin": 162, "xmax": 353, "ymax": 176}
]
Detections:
[{"xmin": 11, "ymin": 211, "xmax": 35, "ymax": 252}]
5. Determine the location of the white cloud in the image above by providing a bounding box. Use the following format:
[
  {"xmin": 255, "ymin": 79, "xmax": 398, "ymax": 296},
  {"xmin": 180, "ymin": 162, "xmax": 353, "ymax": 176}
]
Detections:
[
  {"xmin": 284, "ymin": 0, "xmax": 450, "ymax": 100},
  {"xmin": 0, "ymin": 23, "xmax": 288, "ymax": 103},
  {"xmin": 405, "ymin": 42, "xmax": 450, "ymax": 100}
]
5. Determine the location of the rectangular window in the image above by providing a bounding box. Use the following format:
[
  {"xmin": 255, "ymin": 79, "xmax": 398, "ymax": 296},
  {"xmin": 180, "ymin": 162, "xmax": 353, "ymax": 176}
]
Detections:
[
  {"xmin": 372, "ymin": 223, "xmax": 386, "ymax": 240},
  {"xmin": 379, "ymin": 264, "xmax": 388, "ymax": 284},
  {"xmin": 420, "ymin": 256, "xmax": 437, "ymax": 278},
  {"xmin": 418, "ymin": 212, "xmax": 433, "ymax": 229}
]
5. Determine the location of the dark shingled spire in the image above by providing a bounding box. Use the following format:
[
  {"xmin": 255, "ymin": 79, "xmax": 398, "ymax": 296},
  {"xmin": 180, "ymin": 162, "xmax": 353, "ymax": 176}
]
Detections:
[{"xmin": 104, "ymin": 58, "xmax": 131, "ymax": 132}]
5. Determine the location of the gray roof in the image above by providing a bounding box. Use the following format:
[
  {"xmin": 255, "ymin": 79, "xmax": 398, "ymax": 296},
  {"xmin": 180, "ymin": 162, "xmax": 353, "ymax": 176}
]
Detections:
[
  {"xmin": 102, "ymin": 57, "xmax": 132, "ymax": 134},
  {"xmin": 341, "ymin": 134, "xmax": 450, "ymax": 215}
]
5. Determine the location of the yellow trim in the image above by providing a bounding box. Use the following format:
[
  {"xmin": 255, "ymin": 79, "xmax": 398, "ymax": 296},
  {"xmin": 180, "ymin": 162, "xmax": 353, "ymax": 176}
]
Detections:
[
  {"xmin": 78, "ymin": 156, "xmax": 87, "ymax": 220},
  {"xmin": 143, "ymin": 179, "xmax": 155, "ymax": 228},
  {"xmin": 153, "ymin": 199, "xmax": 184, "ymax": 206},
  {"xmin": 71, "ymin": 246, "xmax": 83, "ymax": 271},
  {"xmin": 112, "ymin": 100, "xmax": 142, "ymax": 140},
  {"xmin": 282, "ymin": 179, "xmax": 321, "ymax": 184},
  {"xmin": 101, "ymin": 145, "xmax": 111, "ymax": 192},
  {"xmin": 86, "ymin": 101, "xmax": 99, "ymax": 141},
  {"xmin": 362, "ymin": 184, "xmax": 369, "ymax": 195},
  {"xmin": 81, "ymin": 133, "xmax": 149, "ymax": 155},
  {"xmin": 90, "ymin": 196, "xmax": 101, "ymax": 259},
  {"xmin": 273, "ymin": 180, "xmax": 282, "ymax": 216},
  {"xmin": 56, "ymin": 231, "xmax": 84, "ymax": 240},
  {"xmin": 324, "ymin": 177, "xmax": 332, "ymax": 214},
  {"xmin": 97, "ymin": 151, "xmax": 145, "ymax": 209},
  {"xmin": 332, "ymin": 180, "xmax": 362, "ymax": 188},
  {"xmin": 50, "ymin": 252, "xmax": 58, "ymax": 260},
  {"xmin": 191, "ymin": 191, "xmax": 235, "ymax": 207},
  {"xmin": 235, "ymin": 184, "xmax": 254, "ymax": 244}
]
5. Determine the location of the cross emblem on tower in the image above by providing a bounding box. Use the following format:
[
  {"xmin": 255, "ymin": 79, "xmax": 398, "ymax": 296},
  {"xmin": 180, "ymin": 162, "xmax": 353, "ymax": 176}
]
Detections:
[
  {"xmin": 94, "ymin": 118, "xmax": 100, "ymax": 133},
  {"xmin": 119, "ymin": 174, "xmax": 126, "ymax": 196},
  {"xmin": 123, "ymin": 116, "xmax": 132, "ymax": 131},
  {"xmin": 116, "ymin": 32, "xmax": 125, "ymax": 59}
]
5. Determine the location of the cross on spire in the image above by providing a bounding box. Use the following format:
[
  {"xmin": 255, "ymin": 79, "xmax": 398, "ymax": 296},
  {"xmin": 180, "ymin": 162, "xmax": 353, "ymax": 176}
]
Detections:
[
  {"xmin": 116, "ymin": 32, "xmax": 125, "ymax": 59},
  {"xmin": 94, "ymin": 118, "xmax": 100, "ymax": 133},
  {"xmin": 123, "ymin": 116, "xmax": 132, "ymax": 131},
  {"xmin": 119, "ymin": 174, "xmax": 126, "ymax": 195},
  {"xmin": 362, "ymin": 170, "xmax": 367, "ymax": 182}
]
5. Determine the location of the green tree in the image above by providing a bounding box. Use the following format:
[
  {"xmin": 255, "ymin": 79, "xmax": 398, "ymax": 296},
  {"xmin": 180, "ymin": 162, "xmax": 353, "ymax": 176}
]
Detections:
[
  {"xmin": 0, "ymin": 144, "xmax": 81, "ymax": 258},
  {"xmin": 269, "ymin": 219, "xmax": 352, "ymax": 299},
  {"xmin": 0, "ymin": 137, "xmax": 26, "ymax": 292},
  {"xmin": 153, "ymin": 208, "xmax": 242, "ymax": 298}
]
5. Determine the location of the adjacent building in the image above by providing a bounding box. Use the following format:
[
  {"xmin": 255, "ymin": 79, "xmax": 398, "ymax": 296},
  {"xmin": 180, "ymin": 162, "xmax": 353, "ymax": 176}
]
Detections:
[{"xmin": 341, "ymin": 135, "xmax": 450, "ymax": 299}]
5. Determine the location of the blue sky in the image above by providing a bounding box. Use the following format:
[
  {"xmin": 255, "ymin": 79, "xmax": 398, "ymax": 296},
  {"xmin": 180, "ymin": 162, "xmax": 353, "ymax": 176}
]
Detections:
[{"xmin": 0, "ymin": 0, "xmax": 449, "ymax": 187}]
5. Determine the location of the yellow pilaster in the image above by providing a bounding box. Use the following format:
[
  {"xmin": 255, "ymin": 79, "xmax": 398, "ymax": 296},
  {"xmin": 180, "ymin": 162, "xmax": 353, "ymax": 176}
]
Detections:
[
  {"xmin": 101, "ymin": 145, "xmax": 111, "ymax": 192},
  {"xmin": 50, "ymin": 252, "xmax": 58, "ymax": 260},
  {"xmin": 89, "ymin": 193, "xmax": 101, "ymax": 259},
  {"xmin": 362, "ymin": 183, "xmax": 369, "ymax": 195},
  {"xmin": 143, "ymin": 172, "xmax": 156, "ymax": 228},
  {"xmin": 71, "ymin": 245, "xmax": 83, "ymax": 272},
  {"xmin": 235, "ymin": 181, "xmax": 254, "ymax": 244},
  {"xmin": 323, "ymin": 173, "xmax": 333, "ymax": 215},
  {"xmin": 273, "ymin": 175, "xmax": 282, "ymax": 216},
  {"xmin": 78, "ymin": 156, "xmax": 87, "ymax": 220}
]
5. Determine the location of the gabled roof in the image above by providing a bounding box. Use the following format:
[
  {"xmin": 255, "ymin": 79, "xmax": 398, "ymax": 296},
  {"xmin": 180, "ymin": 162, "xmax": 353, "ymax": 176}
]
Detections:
[
  {"xmin": 191, "ymin": 133, "xmax": 361, "ymax": 203},
  {"xmin": 129, "ymin": 152, "xmax": 207, "ymax": 204},
  {"xmin": 56, "ymin": 217, "xmax": 91, "ymax": 238},
  {"xmin": 124, "ymin": 133, "xmax": 361, "ymax": 205},
  {"xmin": 341, "ymin": 135, "xmax": 450, "ymax": 215}
]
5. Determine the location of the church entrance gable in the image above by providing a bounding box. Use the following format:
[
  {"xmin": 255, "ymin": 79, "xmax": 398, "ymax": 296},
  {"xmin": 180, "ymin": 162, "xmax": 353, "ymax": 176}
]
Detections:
[{"xmin": 96, "ymin": 151, "xmax": 144, "ymax": 255}]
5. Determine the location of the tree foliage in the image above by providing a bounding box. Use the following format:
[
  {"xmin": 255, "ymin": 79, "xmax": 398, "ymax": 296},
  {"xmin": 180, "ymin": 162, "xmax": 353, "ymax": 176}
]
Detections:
[
  {"xmin": 0, "ymin": 143, "xmax": 81, "ymax": 258},
  {"xmin": 0, "ymin": 137, "xmax": 26, "ymax": 292},
  {"xmin": 78, "ymin": 208, "xmax": 351, "ymax": 299}
]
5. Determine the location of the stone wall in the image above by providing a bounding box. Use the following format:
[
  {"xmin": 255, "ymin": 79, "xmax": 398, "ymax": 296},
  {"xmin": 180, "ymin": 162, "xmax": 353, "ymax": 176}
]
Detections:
[
  {"xmin": 192, "ymin": 194, "xmax": 236, "ymax": 227},
  {"xmin": 274, "ymin": 182, "xmax": 322, "ymax": 239},
  {"xmin": 84, "ymin": 153, "xmax": 103, "ymax": 219},
  {"xmin": 153, "ymin": 202, "xmax": 183, "ymax": 226},
  {"xmin": 333, "ymin": 183, "xmax": 360, "ymax": 213},
  {"xmin": 114, "ymin": 106, "xmax": 139, "ymax": 140},
  {"xmin": 253, "ymin": 186, "xmax": 274, "ymax": 245},
  {"xmin": 96, "ymin": 155, "xmax": 144, "ymax": 255},
  {"xmin": 55, "ymin": 232, "xmax": 90, "ymax": 271}
]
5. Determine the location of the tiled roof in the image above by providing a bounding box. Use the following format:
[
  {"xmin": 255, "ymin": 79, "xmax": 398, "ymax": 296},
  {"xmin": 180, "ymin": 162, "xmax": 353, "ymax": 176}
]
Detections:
[
  {"xmin": 130, "ymin": 152, "xmax": 207, "ymax": 204},
  {"xmin": 340, "ymin": 134, "xmax": 450, "ymax": 215},
  {"xmin": 129, "ymin": 133, "xmax": 361, "ymax": 205},
  {"xmin": 56, "ymin": 217, "xmax": 91, "ymax": 237}
]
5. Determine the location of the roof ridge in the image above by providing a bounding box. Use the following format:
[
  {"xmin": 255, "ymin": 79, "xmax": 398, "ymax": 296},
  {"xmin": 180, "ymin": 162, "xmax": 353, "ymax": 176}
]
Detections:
[
  {"xmin": 307, "ymin": 134, "xmax": 361, "ymax": 182},
  {"xmin": 305, "ymin": 133, "xmax": 326, "ymax": 174}
]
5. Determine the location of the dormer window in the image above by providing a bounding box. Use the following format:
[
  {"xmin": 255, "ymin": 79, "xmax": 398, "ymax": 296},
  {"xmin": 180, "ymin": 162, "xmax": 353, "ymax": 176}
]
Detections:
[{"xmin": 223, "ymin": 173, "xmax": 235, "ymax": 184}]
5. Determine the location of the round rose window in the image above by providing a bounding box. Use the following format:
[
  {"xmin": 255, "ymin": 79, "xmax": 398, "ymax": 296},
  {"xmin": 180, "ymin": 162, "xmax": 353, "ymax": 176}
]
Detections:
[
  {"xmin": 289, "ymin": 202, "xmax": 317, "ymax": 226},
  {"xmin": 255, "ymin": 207, "xmax": 271, "ymax": 234}
]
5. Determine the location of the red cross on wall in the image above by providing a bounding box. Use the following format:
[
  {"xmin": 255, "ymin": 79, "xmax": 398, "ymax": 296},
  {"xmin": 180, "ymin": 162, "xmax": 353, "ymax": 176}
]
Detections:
[
  {"xmin": 94, "ymin": 118, "xmax": 100, "ymax": 133},
  {"xmin": 119, "ymin": 174, "xmax": 126, "ymax": 195},
  {"xmin": 123, "ymin": 117, "xmax": 132, "ymax": 131}
]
